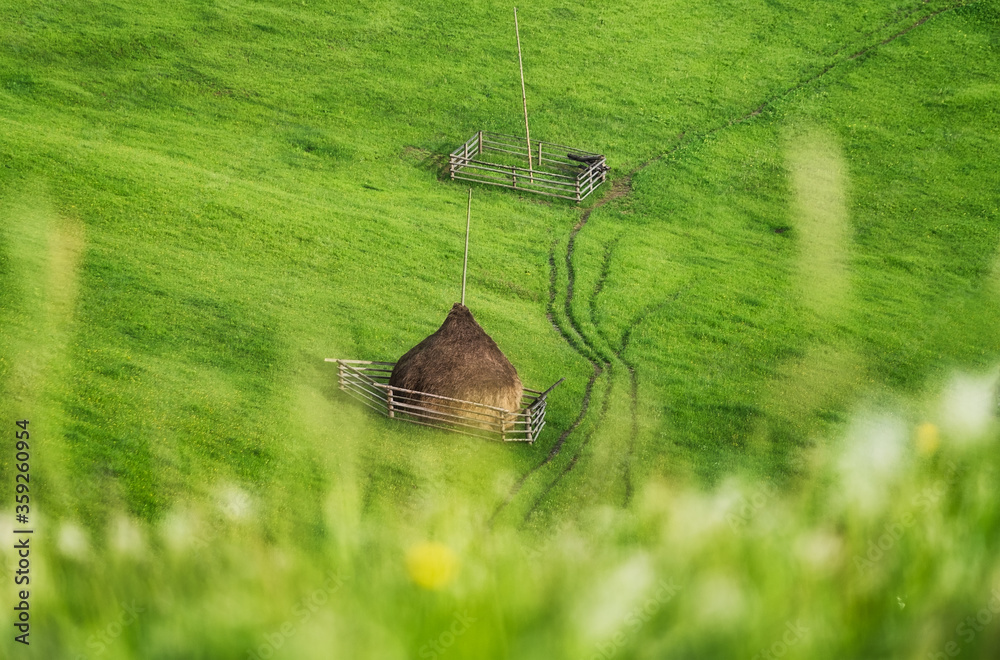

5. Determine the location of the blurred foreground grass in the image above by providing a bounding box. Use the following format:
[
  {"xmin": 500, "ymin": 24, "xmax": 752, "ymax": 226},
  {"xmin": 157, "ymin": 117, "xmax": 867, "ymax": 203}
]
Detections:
[{"xmin": 1, "ymin": 369, "xmax": 997, "ymax": 658}]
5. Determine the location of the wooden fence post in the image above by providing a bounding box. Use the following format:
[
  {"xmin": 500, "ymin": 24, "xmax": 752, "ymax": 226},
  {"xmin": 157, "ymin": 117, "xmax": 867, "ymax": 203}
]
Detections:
[
  {"xmin": 462, "ymin": 188, "xmax": 471, "ymax": 306},
  {"xmin": 387, "ymin": 387, "xmax": 395, "ymax": 418},
  {"xmin": 514, "ymin": 8, "xmax": 534, "ymax": 182}
]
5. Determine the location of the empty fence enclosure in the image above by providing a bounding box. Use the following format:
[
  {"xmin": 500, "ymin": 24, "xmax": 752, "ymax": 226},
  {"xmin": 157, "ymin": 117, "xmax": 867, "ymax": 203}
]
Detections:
[{"xmin": 449, "ymin": 131, "xmax": 608, "ymax": 202}]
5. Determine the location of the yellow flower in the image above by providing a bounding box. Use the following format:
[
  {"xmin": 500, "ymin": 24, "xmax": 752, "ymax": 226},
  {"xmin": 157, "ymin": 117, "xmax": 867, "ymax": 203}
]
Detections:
[
  {"xmin": 405, "ymin": 542, "xmax": 457, "ymax": 590},
  {"xmin": 916, "ymin": 422, "xmax": 940, "ymax": 456}
]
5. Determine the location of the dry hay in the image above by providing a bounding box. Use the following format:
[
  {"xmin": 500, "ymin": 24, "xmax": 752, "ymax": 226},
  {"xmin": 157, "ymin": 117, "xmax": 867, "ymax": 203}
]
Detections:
[{"xmin": 389, "ymin": 303, "xmax": 523, "ymax": 430}]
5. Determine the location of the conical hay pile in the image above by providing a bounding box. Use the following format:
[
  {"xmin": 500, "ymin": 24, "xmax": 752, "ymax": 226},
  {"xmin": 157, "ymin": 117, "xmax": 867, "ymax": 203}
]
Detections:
[{"xmin": 389, "ymin": 303, "xmax": 524, "ymax": 430}]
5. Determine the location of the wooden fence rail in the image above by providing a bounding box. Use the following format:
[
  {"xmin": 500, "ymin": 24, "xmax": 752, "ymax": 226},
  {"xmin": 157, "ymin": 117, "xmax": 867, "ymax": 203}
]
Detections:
[
  {"xmin": 326, "ymin": 359, "xmax": 563, "ymax": 443},
  {"xmin": 450, "ymin": 131, "xmax": 607, "ymax": 202}
]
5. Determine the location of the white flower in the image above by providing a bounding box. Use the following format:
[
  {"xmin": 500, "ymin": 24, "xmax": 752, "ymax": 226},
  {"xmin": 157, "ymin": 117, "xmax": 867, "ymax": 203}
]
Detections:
[
  {"xmin": 160, "ymin": 509, "xmax": 206, "ymax": 553},
  {"xmin": 576, "ymin": 553, "xmax": 654, "ymax": 643},
  {"xmin": 939, "ymin": 369, "xmax": 999, "ymax": 445},
  {"xmin": 217, "ymin": 484, "xmax": 254, "ymax": 521},
  {"xmin": 111, "ymin": 514, "xmax": 145, "ymax": 558},
  {"xmin": 837, "ymin": 412, "xmax": 907, "ymax": 514},
  {"xmin": 57, "ymin": 521, "xmax": 90, "ymax": 560},
  {"xmin": 794, "ymin": 529, "xmax": 843, "ymax": 573}
]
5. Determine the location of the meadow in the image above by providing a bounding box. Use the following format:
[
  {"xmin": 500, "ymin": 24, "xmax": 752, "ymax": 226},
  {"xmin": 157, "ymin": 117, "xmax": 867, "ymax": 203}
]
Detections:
[{"xmin": 0, "ymin": 0, "xmax": 999, "ymax": 657}]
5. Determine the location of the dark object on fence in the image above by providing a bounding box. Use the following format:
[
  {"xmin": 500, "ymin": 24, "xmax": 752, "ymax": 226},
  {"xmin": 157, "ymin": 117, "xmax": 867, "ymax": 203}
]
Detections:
[
  {"xmin": 450, "ymin": 131, "xmax": 607, "ymax": 202},
  {"xmin": 567, "ymin": 152, "xmax": 603, "ymax": 165},
  {"xmin": 325, "ymin": 357, "xmax": 562, "ymax": 443}
]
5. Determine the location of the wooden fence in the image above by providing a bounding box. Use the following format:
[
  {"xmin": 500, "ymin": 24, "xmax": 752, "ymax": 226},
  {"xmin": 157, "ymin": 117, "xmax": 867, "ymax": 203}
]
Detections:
[
  {"xmin": 325, "ymin": 359, "xmax": 563, "ymax": 443},
  {"xmin": 449, "ymin": 131, "xmax": 608, "ymax": 202}
]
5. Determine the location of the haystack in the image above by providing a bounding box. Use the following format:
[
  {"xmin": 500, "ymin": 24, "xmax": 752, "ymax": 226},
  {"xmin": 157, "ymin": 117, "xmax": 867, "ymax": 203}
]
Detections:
[{"xmin": 389, "ymin": 303, "xmax": 523, "ymax": 428}]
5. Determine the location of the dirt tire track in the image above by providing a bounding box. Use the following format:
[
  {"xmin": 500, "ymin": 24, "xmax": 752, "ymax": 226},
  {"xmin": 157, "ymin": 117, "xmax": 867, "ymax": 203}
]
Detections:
[
  {"xmin": 492, "ymin": 0, "xmax": 969, "ymax": 524},
  {"xmin": 595, "ymin": 1, "xmax": 968, "ymax": 503},
  {"xmin": 848, "ymin": 2, "xmax": 964, "ymax": 60},
  {"xmin": 557, "ymin": 0, "xmax": 970, "ymax": 503},
  {"xmin": 487, "ymin": 363, "xmax": 602, "ymax": 527},
  {"xmin": 496, "ymin": 187, "xmax": 632, "ymax": 525},
  {"xmin": 512, "ymin": 179, "xmax": 638, "ymax": 518},
  {"xmin": 828, "ymin": 0, "xmax": 931, "ymax": 58},
  {"xmin": 546, "ymin": 239, "xmax": 595, "ymax": 360},
  {"xmin": 590, "ymin": 237, "xmax": 621, "ymax": 352},
  {"xmin": 522, "ymin": 367, "xmax": 616, "ymax": 525},
  {"xmin": 563, "ymin": 179, "xmax": 632, "ymax": 363}
]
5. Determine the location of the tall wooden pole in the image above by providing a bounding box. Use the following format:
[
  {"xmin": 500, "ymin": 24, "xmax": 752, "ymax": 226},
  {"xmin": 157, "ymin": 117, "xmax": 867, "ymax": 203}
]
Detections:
[
  {"xmin": 514, "ymin": 7, "xmax": 534, "ymax": 182},
  {"xmin": 461, "ymin": 188, "xmax": 472, "ymax": 306}
]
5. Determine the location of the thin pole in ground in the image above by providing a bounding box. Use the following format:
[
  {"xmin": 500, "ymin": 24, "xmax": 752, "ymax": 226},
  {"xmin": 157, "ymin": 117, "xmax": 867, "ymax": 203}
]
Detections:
[
  {"xmin": 461, "ymin": 188, "xmax": 472, "ymax": 306},
  {"xmin": 514, "ymin": 7, "xmax": 534, "ymax": 183}
]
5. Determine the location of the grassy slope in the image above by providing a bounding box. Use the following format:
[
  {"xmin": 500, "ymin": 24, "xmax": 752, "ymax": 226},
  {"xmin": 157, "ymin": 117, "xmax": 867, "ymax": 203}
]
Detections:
[
  {"xmin": 0, "ymin": 0, "xmax": 963, "ymax": 526},
  {"xmin": 0, "ymin": 0, "xmax": 998, "ymax": 657},
  {"xmin": 506, "ymin": 0, "xmax": 1000, "ymax": 527}
]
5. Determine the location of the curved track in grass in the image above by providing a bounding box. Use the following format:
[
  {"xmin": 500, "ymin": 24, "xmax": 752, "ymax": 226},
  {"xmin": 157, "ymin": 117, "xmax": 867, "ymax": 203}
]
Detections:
[{"xmin": 492, "ymin": 0, "xmax": 974, "ymax": 527}]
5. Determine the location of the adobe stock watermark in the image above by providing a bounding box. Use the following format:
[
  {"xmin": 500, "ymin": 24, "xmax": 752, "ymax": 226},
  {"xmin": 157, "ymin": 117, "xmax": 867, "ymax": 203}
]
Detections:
[
  {"xmin": 73, "ymin": 600, "xmax": 145, "ymax": 659},
  {"xmin": 928, "ymin": 586, "xmax": 1000, "ymax": 659},
  {"xmin": 418, "ymin": 609, "xmax": 477, "ymax": 659},
  {"xmin": 727, "ymin": 483, "xmax": 777, "ymax": 532},
  {"xmin": 588, "ymin": 579, "xmax": 681, "ymax": 660},
  {"xmin": 245, "ymin": 570, "xmax": 348, "ymax": 660},
  {"xmin": 750, "ymin": 620, "xmax": 809, "ymax": 660},
  {"xmin": 854, "ymin": 462, "xmax": 959, "ymax": 575}
]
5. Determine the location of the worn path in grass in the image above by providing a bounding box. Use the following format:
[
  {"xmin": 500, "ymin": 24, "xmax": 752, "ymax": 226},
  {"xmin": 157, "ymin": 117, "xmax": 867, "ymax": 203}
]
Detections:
[{"xmin": 490, "ymin": 0, "xmax": 989, "ymax": 528}]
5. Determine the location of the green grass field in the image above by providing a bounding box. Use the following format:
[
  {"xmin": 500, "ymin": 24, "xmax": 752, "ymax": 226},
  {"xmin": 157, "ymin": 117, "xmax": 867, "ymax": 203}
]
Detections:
[{"xmin": 1, "ymin": 0, "xmax": 999, "ymax": 657}]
